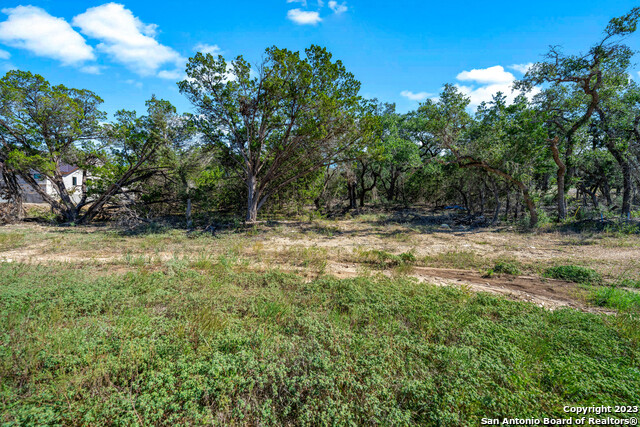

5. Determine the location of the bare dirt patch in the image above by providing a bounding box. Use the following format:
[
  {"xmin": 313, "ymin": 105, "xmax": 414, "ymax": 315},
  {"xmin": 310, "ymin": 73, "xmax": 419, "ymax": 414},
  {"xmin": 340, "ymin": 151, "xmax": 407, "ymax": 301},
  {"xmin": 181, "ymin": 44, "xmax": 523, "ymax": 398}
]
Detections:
[{"xmin": 0, "ymin": 220, "xmax": 636, "ymax": 313}]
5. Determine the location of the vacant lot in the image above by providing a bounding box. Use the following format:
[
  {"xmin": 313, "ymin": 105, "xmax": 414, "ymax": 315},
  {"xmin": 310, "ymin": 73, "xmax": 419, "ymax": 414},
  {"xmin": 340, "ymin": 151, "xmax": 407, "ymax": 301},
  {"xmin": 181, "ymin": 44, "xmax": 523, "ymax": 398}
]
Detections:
[{"xmin": 1, "ymin": 215, "xmax": 639, "ymax": 425}]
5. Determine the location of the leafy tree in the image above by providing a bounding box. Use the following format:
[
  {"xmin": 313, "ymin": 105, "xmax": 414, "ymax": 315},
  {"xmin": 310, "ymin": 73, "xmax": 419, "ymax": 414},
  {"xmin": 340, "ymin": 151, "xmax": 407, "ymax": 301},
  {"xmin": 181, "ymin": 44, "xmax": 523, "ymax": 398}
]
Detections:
[
  {"xmin": 0, "ymin": 70, "xmax": 105, "ymax": 222},
  {"xmin": 87, "ymin": 97, "xmax": 194, "ymax": 224},
  {"xmin": 418, "ymin": 85, "xmax": 546, "ymax": 226},
  {"xmin": 0, "ymin": 70, "xmax": 186, "ymax": 224},
  {"xmin": 179, "ymin": 45, "xmax": 378, "ymax": 222},
  {"xmin": 592, "ymin": 81, "xmax": 640, "ymax": 217},
  {"xmin": 517, "ymin": 7, "xmax": 640, "ymax": 220},
  {"xmin": 377, "ymin": 105, "xmax": 421, "ymax": 203}
]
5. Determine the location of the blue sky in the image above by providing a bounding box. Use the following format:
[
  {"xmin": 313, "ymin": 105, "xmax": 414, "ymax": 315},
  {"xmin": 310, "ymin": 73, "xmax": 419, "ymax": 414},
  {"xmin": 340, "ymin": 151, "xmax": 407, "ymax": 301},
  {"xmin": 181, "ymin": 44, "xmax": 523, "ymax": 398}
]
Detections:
[{"xmin": 0, "ymin": 1, "xmax": 639, "ymax": 117}]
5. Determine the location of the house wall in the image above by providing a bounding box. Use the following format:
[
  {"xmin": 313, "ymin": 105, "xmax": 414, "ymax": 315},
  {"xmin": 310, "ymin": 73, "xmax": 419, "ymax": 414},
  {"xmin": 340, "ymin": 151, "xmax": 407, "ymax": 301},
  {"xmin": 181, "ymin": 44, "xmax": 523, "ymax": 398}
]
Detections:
[
  {"xmin": 59, "ymin": 170, "xmax": 84, "ymax": 203},
  {"xmin": 0, "ymin": 170, "xmax": 85, "ymax": 204}
]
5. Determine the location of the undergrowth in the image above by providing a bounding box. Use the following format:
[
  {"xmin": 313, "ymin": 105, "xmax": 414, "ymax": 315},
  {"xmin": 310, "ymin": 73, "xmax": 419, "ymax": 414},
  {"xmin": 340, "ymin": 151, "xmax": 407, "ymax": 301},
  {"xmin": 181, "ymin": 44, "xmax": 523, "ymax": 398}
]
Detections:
[{"xmin": 0, "ymin": 262, "xmax": 638, "ymax": 425}]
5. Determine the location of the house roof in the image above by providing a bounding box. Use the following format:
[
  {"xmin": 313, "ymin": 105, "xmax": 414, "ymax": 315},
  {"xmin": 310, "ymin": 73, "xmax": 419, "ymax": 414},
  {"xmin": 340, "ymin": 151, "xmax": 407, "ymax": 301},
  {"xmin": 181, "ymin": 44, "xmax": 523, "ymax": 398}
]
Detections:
[{"xmin": 59, "ymin": 163, "xmax": 80, "ymax": 176}]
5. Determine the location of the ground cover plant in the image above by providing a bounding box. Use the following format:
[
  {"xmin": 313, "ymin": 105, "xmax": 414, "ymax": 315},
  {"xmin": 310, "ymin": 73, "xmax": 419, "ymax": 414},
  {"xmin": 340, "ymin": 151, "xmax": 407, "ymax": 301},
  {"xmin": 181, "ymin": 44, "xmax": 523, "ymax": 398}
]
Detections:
[{"xmin": 1, "ymin": 260, "xmax": 639, "ymax": 426}]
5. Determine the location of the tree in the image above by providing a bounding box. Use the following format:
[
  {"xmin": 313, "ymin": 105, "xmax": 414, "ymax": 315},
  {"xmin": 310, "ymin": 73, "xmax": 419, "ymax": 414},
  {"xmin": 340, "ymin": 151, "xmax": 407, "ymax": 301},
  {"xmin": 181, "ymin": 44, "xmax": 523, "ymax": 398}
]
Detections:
[
  {"xmin": 517, "ymin": 7, "xmax": 640, "ymax": 220},
  {"xmin": 179, "ymin": 45, "xmax": 378, "ymax": 222},
  {"xmin": 377, "ymin": 105, "xmax": 421, "ymax": 203},
  {"xmin": 84, "ymin": 97, "xmax": 193, "ymax": 224},
  {"xmin": 592, "ymin": 81, "xmax": 640, "ymax": 217},
  {"xmin": 0, "ymin": 70, "xmax": 186, "ymax": 224},
  {"xmin": 418, "ymin": 85, "xmax": 545, "ymax": 227},
  {"xmin": 0, "ymin": 70, "xmax": 105, "ymax": 222}
]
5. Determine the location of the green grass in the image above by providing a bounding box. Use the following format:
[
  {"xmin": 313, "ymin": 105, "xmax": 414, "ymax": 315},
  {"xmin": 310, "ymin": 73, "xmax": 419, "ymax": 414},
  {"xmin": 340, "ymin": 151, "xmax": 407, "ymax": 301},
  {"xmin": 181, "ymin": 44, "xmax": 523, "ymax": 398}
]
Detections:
[
  {"xmin": 0, "ymin": 232, "xmax": 26, "ymax": 251},
  {"xmin": 354, "ymin": 248, "xmax": 416, "ymax": 268},
  {"xmin": 544, "ymin": 265, "xmax": 603, "ymax": 285},
  {"xmin": 1, "ymin": 262, "xmax": 639, "ymax": 425},
  {"xmin": 590, "ymin": 286, "xmax": 640, "ymax": 312},
  {"xmin": 491, "ymin": 261, "xmax": 522, "ymax": 276},
  {"xmin": 423, "ymin": 250, "xmax": 480, "ymax": 269}
]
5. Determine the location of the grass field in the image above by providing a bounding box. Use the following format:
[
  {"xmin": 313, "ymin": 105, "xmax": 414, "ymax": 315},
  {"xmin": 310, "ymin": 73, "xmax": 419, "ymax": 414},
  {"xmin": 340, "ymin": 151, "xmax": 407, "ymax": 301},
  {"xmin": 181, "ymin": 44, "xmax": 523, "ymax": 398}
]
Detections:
[{"xmin": 1, "ymin": 216, "xmax": 639, "ymax": 425}]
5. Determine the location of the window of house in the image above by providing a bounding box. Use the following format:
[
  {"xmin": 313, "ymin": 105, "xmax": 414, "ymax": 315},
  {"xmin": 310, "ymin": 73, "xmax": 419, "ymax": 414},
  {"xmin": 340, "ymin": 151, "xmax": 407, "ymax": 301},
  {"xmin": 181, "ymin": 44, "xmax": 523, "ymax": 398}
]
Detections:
[{"xmin": 72, "ymin": 177, "xmax": 77, "ymax": 186}]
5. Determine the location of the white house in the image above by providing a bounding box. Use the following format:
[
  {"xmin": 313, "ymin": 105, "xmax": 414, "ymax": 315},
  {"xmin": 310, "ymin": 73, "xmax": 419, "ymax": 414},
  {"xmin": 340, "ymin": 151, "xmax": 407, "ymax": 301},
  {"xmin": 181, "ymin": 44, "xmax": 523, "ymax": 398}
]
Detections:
[{"xmin": 2, "ymin": 164, "xmax": 85, "ymax": 204}]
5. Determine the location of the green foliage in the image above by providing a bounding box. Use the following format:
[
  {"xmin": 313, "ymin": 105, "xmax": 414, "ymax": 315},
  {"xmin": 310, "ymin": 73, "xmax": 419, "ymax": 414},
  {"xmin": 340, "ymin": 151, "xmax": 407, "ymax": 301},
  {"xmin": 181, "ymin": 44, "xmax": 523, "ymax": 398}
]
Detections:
[
  {"xmin": 616, "ymin": 278, "xmax": 640, "ymax": 288},
  {"xmin": 0, "ymin": 232, "xmax": 25, "ymax": 251},
  {"xmin": 492, "ymin": 261, "xmax": 522, "ymax": 276},
  {"xmin": 544, "ymin": 265, "xmax": 603, "ymax": 285},
  {"xmin": 423, "ymin": 250, "xmax": 480, "ymax": 269},
  {"xmin": 179, "ymin": 44, "xmax": 379, "ymax": 221},
  {"xmin": 1, "ymin": 263, "xmax": 639, "ymax": 425},
  {"xmin": 355, "ymin": 248, "xmax": 415, "ymax": 268},
  {"xmin": 590, "ymin": 286, "xmax": 640, "ymax": 312}
]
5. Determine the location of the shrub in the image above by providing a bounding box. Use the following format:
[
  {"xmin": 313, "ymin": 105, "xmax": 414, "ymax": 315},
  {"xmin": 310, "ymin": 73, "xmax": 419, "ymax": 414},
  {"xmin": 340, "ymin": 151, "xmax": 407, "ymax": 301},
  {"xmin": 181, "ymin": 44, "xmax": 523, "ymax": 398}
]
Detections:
[
  {"xmin": 544, "ymin": 265, "xmax": 602, "ymax": 285},
  {"xmin": 492, "ymin": 261, "xmax": 521, "ymax": 276},
  {"xmin": 590, "ymin": 286, "xmax": 640, "ymax": 312}
]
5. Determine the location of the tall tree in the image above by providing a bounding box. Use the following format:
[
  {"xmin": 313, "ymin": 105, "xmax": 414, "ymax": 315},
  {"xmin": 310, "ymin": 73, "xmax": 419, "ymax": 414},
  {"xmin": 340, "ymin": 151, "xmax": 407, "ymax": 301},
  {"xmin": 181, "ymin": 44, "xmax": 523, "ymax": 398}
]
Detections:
[
  {"xmin": 0, "ymin": 70, "xmax": 185, "ymax": 223},
  {"xmin": 419, "ymin": 85, "xmax": 546, "ymax": 227},
  {"xmin": 0, "ymin": 70, "xmax": 104, "ymax": 222},
  {"xmin": 517, "ymin": 7, "xmax": 640, "ymax": 220},
  {"xmin": 179, "ymin": 45, "xmax": 377, "ymax": 222},
  {"xmin": 593, "ymin": 81, "xmax": 640, "ymax": 217}
]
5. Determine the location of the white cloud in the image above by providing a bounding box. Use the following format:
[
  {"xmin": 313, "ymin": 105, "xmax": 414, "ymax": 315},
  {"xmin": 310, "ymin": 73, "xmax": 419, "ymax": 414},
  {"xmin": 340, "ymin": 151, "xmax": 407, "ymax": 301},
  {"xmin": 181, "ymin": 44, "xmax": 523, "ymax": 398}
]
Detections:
[
  {"xmin": 194, "ymin": 43, "xmax": 222, "ymax": 55},
  {"xmin": 287, "ymin": 0, "xmax": 308, "ymax": 6},
  {"xmin": 125, "ymin": 79, "xmax": 142, "ymax": 88},
  {"xmin": 0, "ymin": 6, "xmax": 95, "ymax": 65},
  {"xmin": 400, "ymin": 90, "xmax": 432, "ymax": 102},
  {"xmin": 73, "ymin": 3, "xmax": 183, "ymax": 77},
  {"xmin": 452, "ymin": 65, "xmax": 540, "ymax": 110},
  {"xmin": 509, "ymin": 63, "xmax": 533, "ymax": 74},
  {"xmin": 328, "ymin": 1, "xmax": 348, "ymax": 14},
  {"xmin": 455, "ymin": 83, "xmax": 517, "ymax": 109},
  {"xmin": 80, "ymin": 65, "xmax": 103, "ymax": 74},
  {"xmin": 0, "ymin": 48, "xmax": 9, "ymax": 60},
  {"xmin": 456, "ymin": 65, "xmax": 514, "ymax": 85},
  {"xmin": 157, "ymin": 69, "xmax": 184, "ymax": 80},
  {"xmin": 287, "ymin": 9, "xmax": 322, "ymax": 25}
]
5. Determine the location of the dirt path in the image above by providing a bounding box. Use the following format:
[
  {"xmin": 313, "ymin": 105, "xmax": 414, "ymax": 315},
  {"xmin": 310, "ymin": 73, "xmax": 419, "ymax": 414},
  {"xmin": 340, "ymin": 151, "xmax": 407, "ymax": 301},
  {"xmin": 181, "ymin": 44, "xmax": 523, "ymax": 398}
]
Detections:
[
  {"xmin": 324, "ymin": 262, "xmax": 609, "ymax": 313},
  {"xmin": 1, "ymin": 220, "xmax": 632, "ymax": 314}
]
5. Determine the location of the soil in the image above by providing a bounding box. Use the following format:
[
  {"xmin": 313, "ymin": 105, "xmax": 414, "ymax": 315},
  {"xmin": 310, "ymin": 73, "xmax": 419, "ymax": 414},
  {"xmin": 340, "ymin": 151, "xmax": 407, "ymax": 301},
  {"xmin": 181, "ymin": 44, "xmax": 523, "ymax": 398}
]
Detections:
[{"xmin": 1, "ymin": 218, "xmax": 637, "ymax": 314}]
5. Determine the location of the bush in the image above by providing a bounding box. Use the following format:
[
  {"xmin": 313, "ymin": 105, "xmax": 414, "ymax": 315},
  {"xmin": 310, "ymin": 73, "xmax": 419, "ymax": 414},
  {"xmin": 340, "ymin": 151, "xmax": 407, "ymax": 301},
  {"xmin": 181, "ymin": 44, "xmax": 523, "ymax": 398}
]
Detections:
[
  {"xmin": 355, "ymin": 249, "xmax": 415, "ymax": 268},
  {"xmin": 544, "ymin": 265, "xmax": 602, "ymax": 285},
  {"xmin": 492, "ymin": 261, "xmax": 521, "ymax": 276},
  {"xmin": 591, "ymin": 286, "xmax": 640, "ymax": 312}
]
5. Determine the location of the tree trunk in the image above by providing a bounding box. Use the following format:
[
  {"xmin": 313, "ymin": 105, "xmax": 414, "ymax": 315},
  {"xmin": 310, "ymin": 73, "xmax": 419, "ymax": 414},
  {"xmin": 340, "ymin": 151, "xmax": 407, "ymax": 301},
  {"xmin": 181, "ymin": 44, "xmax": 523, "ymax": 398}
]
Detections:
[
  {"xmin": 621, "ymin": 160, "xmax": 631, "ymax": 218},
  {"xmin": 246, "ymin": 173, "xmax": 259, "ymax": 222},
  {"xmin": 186, "ymin": 197, "xmax": 193, "ymax": 229},
  {"xmin": 601, "ymin": 179, "xmax": 613, "ymax": 206},
  {"xmin": 607, "ymin": 148, "xmax": 632, "ymax": 218},
  {"xmin": 0, "ymin": 165, "xmax": 24, "ymax": 221},
  {"xmin": 549, "ymin": 137, "xmax": 567, "ymax": 221},
  {"xmin": 522, "ymin": 189, "xmax": 538, "ymax": 227},
  {"xmin": 387, "ymin": 172, "xmax": 397, "ymax": 202},
  {"xmin": 348, "ymin": 182, "xmax": 357, "ymax": 209},
  {"xmin": 490, "ymin": 179, "xmax": 500, "ymax": 225},
  {"xmin": 504, "ymin": 191, "xmax": 510, "ymax": 221}
]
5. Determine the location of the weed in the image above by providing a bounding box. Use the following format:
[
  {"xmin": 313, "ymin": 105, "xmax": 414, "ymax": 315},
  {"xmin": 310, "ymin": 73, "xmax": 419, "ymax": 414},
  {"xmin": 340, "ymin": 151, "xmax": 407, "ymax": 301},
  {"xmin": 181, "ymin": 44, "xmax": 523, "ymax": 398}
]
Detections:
[
  {"xmin": 355, "ymin": 248, "xmax": 416, "ymax": 268},
  {"xmin": 0, "ymin": 232, "xmax": 26, "ymax": 251},
  {"xmin": 1, "ymin": 264, "xmax": 639, "ymax": 425},
  {"xmin": 544, "ymin": 265, "xmax": 603, "ymax": 285},
  {"xmin": 590, "ymin": 286, "xmax": 640, "ymax": 312},
  {"xmin": 492, "ymin": 261, "xmax": 521, "ymax": 276},
  {"xmin": 423, "ymin": 250, "xmax": 480, "ymax": 269}
]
